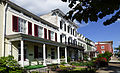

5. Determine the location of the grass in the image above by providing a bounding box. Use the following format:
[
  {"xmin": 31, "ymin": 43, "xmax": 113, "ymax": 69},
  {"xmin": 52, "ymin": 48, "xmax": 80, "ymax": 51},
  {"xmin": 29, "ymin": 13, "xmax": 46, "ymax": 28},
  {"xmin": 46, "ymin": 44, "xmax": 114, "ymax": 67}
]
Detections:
[
  {"xmin": 24, "ymin": 65, "xmax": 45, "ymax": 70},
  {"xmin": 73, "ymin": 67, "xmax": 83, "ymax": 71}
]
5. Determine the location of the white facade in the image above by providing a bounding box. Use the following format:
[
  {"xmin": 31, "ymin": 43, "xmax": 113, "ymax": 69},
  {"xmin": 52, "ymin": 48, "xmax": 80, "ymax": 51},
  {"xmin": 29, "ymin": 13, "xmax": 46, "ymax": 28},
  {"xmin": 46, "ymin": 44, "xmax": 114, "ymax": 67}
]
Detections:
[{"xmin": 0, "ymin": 0, "xmax": 96, "ymax": 67}]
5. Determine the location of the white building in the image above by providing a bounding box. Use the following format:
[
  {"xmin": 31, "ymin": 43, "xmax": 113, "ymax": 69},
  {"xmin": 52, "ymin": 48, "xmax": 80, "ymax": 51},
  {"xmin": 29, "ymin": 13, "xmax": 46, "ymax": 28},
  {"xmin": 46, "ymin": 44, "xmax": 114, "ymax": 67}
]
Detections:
[{"xmin": 0, "ymin": 0, "xmax": 96, "ymax": 67}]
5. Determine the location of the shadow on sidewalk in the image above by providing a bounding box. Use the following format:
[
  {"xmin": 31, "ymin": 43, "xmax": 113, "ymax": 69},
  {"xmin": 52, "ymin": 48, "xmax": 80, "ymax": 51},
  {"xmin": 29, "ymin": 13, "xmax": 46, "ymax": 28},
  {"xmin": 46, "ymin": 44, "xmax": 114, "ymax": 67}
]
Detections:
[{"xmin": 96, "ymin": 62, "xmax": 120, "ymax": 73}]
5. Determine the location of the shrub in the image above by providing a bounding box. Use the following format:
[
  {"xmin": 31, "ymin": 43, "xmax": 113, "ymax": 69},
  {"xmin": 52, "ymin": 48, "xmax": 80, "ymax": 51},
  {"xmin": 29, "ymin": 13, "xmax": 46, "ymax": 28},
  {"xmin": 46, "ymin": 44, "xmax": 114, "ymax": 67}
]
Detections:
[
  {"xmin": 67, "ymin": 57, "xmax": 71, "ymax": 62},
  {"xmin": 83, "ymin": 54, "xmax": 89, "ymax": 61},
  {"xmin": 0, "ymin": 55, "xmax": 24, "ymax": 73}
]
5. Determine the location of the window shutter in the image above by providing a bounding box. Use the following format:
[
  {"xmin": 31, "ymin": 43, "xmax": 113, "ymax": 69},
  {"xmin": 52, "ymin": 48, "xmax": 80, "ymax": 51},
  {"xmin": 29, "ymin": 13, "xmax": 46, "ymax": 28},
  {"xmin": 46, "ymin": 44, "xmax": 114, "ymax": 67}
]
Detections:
[
  {"xmin": 28, "ymin": 22, "xmax": 32, "ymax": 35},
  {"xmin": 12, "ymin": 15, "xmax": 18, "ymax": 32},
  {"xmin": 34, "ymin": 46, "xmax": 38, "ymax": 58},
  {"xmin": 44, "ymin": 28, "xmax": 47, "ymax": 39},
  {"xmin": 34, "ymin": 24, "xmax": 38, "ymax": 37},
  {"xmin": 48, "ymin": 30, "xmax": 51, "ymax": 40},
  {"xmin": 55, "ymin": 33, "xmax": 57, "ymax": 42}
]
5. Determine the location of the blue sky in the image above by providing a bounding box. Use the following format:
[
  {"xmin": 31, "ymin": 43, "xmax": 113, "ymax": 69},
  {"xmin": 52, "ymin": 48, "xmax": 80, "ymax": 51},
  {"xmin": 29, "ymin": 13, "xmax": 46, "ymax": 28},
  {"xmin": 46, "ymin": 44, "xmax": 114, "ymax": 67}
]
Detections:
[{"xmin": 11, "ymin": 0, "xmax": 120, "ymax": 49}]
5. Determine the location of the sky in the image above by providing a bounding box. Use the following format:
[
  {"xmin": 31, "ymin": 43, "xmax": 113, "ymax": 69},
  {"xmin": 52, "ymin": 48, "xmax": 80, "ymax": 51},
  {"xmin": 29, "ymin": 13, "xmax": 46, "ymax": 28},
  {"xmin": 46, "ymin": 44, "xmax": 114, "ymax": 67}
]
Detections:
[{"xmin": 11, "ymin": 0, "xmax": 120, "ymax": 50}]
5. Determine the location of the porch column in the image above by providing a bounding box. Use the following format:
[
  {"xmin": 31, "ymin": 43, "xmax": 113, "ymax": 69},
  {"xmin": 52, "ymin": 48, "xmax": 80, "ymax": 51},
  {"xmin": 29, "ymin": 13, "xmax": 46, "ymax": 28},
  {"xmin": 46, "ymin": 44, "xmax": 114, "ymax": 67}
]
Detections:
[
  {"xmin": 81, "ymin": 51, "xmax": 84, "ymax": 60},
  {"xmin": 43, "ymin": 44, "xmax": 46, "ymax": 66},
  {"xmin": 21, "ymin": 40, "xmax": 24, "ymax": 67},
  {"xmin": 9, "ymin": 41, "xmax": 12, "ymax": 55},
  {"xmin": 65, "ymin": 47, "xmax": 67, "ymax": 63},
  {"xmin": 57, "ymin": 46, "xmax": 60, "ymax": 64}
]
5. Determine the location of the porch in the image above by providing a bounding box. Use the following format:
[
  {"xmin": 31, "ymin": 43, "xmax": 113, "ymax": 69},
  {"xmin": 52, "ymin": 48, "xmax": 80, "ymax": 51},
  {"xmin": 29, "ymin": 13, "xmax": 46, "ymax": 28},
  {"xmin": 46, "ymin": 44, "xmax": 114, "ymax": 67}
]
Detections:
[
  {"xmin": 6, "ymin": 33, "xmax": 67, "ymax": 67},
  {"xmin": 5, "ymin": 33, "xmax": 84, "ymax": 67}
]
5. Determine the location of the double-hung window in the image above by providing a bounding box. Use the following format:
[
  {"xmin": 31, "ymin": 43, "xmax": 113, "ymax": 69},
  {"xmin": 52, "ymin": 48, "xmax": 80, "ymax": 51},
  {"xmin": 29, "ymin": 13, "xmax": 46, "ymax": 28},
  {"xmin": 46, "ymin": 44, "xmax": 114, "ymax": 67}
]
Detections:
[
  {"xmin": 101, "ymin": 46, "xmax": 104, "ymax": 49},
  {"xmin": 12, "ymin": 15, "xmax": 26, "ymax": 33},
  {"xmin": 51, "ymin": 31, "xmax": 54, "ymax": 41},
  {"xmin": 38, "ymin": 26, "xmax": 43, "ymax": 38}
]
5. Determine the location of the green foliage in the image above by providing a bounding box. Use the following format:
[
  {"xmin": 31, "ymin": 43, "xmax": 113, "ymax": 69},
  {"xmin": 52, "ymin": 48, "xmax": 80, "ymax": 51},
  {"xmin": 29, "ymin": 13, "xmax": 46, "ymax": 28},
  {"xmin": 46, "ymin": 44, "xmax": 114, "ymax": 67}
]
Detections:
[
  {"xmin": 24, "ymin": 65, "xmax": 45, "ymax": 70},
  {"xmin": 60, "ymin": 62, "xmax": 67, "ymax": 65},
  {"xmin": 97, "ymin": 51, "xmax": 112, "ymax": 62},
  {"xmin": 57, "ymin": 67, "xmax": 96, "ymax": 73},
  {"xmin": 70, "ymin": 61, "xmax": 94, "ymax": 66},
  {"xmin": 67, "ymin": 57, "xmax": 71, "ymax": 62},
  {"xmin": 62, "ymin": 0, "xmax": 120, "ymax": 25},
  {"xmin": 0, "ymin": 55, "xmax": 24, "ymax": 73},
  {"xmin": 83, "ymin": 54, "xmax": 89, "ymax": 61}
]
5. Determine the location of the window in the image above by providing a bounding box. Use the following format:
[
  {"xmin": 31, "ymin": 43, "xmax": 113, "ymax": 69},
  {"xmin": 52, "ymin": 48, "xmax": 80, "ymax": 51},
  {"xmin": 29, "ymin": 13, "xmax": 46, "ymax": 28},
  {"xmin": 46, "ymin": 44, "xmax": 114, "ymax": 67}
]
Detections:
[
  {"xmin": 44, "ymin": 28, "xmax": 47, "ymax": 39},
  {"xmin": 68, "ymin": 37, "xmax": 72, "ymax": 44},
  {"xmin": 34, "ymin": 46, "xmax": 43, "ymax": 59},
  {"xmin": 101, "ymin": 46, "xmax": 104, "ymax": 49},
  {"xmin": 60, "ymin": 35, "xmax": 62, "ymax": 43},
  {"xmin": 67, "ymin": 26, "xmax": 70, "ymax": 33},
  {"xmin": 55, "ymin": 33, "xmax": 57, "ymax": 42},
  {"xmin": 51, "ymin": 31, "xmax": 54, "ymax": 41},
  {"xmin": 28, "ymin": 22, "xmax": 32, "ymax": 35},
  {"xmin": 71, "ymin": 28, "xmax": 72, "ymax": 34},
  {"xmin": 48, "ymin": 30, "xmax": 51, "ymax": 40},
  {"xmin": 12, "ymin": 15, "xmax": 26, "ymax": 33},
  {"xmin": 60, "ymin": 21, "xmax": 63, "ymax": 29},
  {"xmin": 101, "ymin": 51, "xmax": 105, "ymax": 53},
  {"xmin": 51, "ymin": 48, "xmax": 55, "ymax": 59},
  {"xmin": 34, "ymin": 24, "xmax": 38, "ymax": 37},
  {"xmin": 73, "ymin": 29, "xmax": 75, "ymax": 36},
  {"xmin": 38, "ymin": 26, "xmax": 43, "ymax": 38},
  {"xmin": 18, "ymin": 18, "xmax": 26, "ymax": 33},
  {"xmin": 64, "ymin": 24, "xmax": 66, "ymax": 31}
]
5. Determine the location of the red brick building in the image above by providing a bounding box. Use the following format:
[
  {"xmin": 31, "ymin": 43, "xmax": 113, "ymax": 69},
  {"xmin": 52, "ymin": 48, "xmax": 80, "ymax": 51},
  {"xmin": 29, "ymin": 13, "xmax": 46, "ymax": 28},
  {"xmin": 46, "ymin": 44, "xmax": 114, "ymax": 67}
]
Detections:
[{"xmin": 95, "ymin": 41, "xmax": 113, "ymax": 54}]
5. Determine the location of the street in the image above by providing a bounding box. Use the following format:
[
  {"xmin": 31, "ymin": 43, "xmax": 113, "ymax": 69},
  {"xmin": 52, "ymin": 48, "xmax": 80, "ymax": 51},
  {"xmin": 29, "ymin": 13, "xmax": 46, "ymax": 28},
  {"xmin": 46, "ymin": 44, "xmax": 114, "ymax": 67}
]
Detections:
[{"xmin": 96, "ymin": 56, "xmax": 120, "ymax": 73}]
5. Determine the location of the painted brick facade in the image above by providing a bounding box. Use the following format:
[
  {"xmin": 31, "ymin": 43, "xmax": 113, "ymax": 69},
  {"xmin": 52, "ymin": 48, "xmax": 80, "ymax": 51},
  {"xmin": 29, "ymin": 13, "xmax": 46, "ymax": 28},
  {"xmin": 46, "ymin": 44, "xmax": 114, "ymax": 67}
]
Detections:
[{"xmin": 95, "ymin": 41, "xmax": 113, "ymax": 54}]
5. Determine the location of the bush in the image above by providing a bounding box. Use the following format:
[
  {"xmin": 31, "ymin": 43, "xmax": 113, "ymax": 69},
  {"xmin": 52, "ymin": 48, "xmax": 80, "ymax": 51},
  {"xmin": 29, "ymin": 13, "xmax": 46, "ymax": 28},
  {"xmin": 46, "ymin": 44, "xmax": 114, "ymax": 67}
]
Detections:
[
  {"xmin": 0, "ymin": 55, "xmax": 24, "ymax": 73},
  {"xmin": 83, "ymin": 54, "xmax": 89, "ymax": 61},
  {"xmin": 67, "ymin": 57, "xmax": 71, "ymax": 62}
]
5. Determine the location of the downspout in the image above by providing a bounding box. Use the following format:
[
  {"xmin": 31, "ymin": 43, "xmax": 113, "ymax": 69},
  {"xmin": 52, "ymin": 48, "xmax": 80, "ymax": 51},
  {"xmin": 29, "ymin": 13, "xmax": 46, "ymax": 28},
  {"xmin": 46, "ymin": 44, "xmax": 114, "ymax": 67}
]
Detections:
[{"xmin": 2, "ymin": 1, "xmax": 8, "ymax": 56}]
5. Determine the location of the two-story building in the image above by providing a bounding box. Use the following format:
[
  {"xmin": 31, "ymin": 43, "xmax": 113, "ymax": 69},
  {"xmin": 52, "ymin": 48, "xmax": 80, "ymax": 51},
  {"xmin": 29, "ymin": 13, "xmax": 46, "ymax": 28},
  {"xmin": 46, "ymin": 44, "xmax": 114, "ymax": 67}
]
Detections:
[
  {"xmin": 0, "ymin": 0, "xmax": 96, "ymax": 67},
  {"xmin": 95, "ymin": 41, "xmax": 113, "ymax": 54}
]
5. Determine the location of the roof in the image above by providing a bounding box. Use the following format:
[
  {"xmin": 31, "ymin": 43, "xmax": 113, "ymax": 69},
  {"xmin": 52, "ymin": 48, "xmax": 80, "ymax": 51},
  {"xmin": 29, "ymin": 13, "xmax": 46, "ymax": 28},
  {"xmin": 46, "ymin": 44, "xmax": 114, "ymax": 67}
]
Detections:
[{"xmin": 98, "ymin": 41, "xmax": 113, "ymax": 44}]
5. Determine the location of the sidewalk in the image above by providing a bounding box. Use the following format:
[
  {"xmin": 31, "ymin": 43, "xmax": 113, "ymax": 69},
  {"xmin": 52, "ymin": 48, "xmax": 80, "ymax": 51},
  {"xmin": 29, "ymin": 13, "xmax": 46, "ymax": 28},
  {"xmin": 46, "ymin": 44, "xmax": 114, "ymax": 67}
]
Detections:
[{"xmin": 96, "ymin": 56, "xmax": 120, "ymax": 73}]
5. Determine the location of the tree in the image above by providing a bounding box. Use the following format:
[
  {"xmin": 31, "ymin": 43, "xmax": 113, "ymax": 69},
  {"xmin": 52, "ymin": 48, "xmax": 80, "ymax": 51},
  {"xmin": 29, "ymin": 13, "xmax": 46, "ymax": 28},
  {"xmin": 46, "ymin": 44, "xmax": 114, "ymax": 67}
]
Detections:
[
  {"xmin": 115, "ymin": 45, "xmax": 120, "ymax": 51},
  {"xmin": 61, "ymin": 0, "xmax": 120, "ymax": 25}
]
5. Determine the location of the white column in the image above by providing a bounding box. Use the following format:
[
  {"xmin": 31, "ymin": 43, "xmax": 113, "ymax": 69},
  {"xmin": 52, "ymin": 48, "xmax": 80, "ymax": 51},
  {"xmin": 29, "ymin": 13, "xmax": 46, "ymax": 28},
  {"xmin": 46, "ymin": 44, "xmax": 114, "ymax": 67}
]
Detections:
[
  {"xmin": 81, "ymin": 51, "xmax": 84, "ymax": 60},
  {"xmin": 9, "ymin": 41, "xmax": 12, "ymax": 55},
  {"xmin": 21, "ymin": 40, "xmax": 24, "ymax": 67},
  {"xmin": 57, "ymin": 46, "xmax": 60, "ymax": 64},
  {"xmin": 43, "ymin": 44, "xmax": 46, "ymax": 66},
  {"xmin": 65, "ymin": 47, "xmax": 67, "ymax": 63}
]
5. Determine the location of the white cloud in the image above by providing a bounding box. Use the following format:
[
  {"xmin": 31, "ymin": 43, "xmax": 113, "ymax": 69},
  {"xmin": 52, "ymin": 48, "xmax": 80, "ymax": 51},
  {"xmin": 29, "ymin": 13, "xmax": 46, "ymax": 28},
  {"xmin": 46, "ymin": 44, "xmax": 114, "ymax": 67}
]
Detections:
[
  {"xmin": 10, "ymin": 0, "xmax": 70, "ymax": 15},
  {"xmin": 74, "ymin": 20, "xmax": 89, "ymax": 27},
  {"xmin": 117, "ymin": 19, "xmax": 120, "ymax": 21}
]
